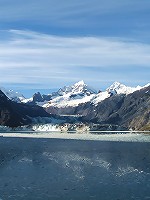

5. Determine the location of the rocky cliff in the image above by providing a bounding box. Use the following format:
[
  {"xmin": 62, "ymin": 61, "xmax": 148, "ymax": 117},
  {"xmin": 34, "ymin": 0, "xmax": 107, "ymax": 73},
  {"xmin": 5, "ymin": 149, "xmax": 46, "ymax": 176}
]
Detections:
[{"xmin": 0, "ymin": 90, "xmax": 50, "ymax": 127}]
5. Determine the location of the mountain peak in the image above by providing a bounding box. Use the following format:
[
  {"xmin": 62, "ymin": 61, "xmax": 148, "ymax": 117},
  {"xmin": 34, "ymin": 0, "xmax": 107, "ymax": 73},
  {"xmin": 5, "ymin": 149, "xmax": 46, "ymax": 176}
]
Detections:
[
  {"xmin": 71, "ymin": 80, "xmax": 97, "ymax": 95},
  {"xmin": 74, "ymin": 80, "xmax": 85, "ymax": 86},
  {"xmin": 107, "ymin": 82, "xmax": 143, "ymax": 95},
  {"xmin": 108, "ymin": 81, "xmax": 125, "ymax": 91},
  {"xmin": 112, "ymin": 81, "xmax": 122, "ymax": 86},
  {"xmin": 56, "ymin": 80, "xmax": 96, "ymax": 96}
]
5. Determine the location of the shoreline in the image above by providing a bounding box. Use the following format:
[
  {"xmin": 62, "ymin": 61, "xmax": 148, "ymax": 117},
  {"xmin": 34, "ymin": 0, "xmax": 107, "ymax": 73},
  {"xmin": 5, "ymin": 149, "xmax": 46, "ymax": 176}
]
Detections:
[{"xmin": 0, "ymin": 132, "xmax": 150, "ymax": 142}]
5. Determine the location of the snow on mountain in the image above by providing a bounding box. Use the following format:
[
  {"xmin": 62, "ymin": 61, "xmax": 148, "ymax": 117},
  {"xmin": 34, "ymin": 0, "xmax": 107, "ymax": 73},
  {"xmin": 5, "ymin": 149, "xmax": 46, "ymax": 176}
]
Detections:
[
  {"xmin": 1, "ymin": 81, "xmax": 149, "ymax": 108},
  {"xmin": 106, "ymin": 82, "xmax": 143, "ymax": 95},
  {"xmin": 43, "ymin": 81, "xmax": 97, "ymax": 108},
  {"xmin": 43, "ymin": 81, "xmax": 150, "ymax": 108},
  {"xmin": 92, "ymin": 91, "xmax": 111, "ymax": 105},
  {"xmin": 54, "ymin": 80, "xmax": 96, "ymax": 96},
  {"xmin": 21, "ymin": 97, "xmax": 33, "ymax": 104},
  {"xmin": 42, "ymin": 80, "xmax": 112, "ymax": 108},
  {"xmin": 43, "ymin": 93, "xmax": 96, "ymax": 108},
  {"xmin": 0, "ymin": 86, "xmax": 25, "ymax": 102}
]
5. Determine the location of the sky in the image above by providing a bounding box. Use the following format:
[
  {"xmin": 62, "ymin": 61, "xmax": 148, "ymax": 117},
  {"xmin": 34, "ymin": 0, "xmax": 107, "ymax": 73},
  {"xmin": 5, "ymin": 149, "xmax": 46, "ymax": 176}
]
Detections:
[{"xmin": 0, "ymin": 0, "xmax": 150, "ymax": 97}]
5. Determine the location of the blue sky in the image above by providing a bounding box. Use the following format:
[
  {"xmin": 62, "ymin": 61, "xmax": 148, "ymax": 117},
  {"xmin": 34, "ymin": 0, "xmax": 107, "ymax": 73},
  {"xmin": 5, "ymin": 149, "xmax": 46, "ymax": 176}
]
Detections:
[{"xmin": 0, "ymin": 0, "xmax": 150, "ymax": 97}]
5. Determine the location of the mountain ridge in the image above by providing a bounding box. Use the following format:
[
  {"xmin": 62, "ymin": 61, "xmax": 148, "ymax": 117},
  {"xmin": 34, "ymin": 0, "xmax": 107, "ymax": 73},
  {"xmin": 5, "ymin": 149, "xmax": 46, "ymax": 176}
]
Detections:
[
  {"xmin": 0, "ymin": 81, "xmax": 149, "ymax": 130},
  {"xmin": 1, "ymin": 81, "xmax": 149, "ymax": 105}
]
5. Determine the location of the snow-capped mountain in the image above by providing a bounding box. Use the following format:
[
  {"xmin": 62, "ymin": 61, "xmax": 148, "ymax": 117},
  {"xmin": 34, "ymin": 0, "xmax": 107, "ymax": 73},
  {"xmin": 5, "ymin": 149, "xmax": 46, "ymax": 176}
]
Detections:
[
  {"xmin": 55, "ymin": 80, "xmax": 96, "ymax": 96},
  {"xmin": 106, "ymin": 81, "xmax": 142, "ymax": 95},
  {"xmin": 19, "ymin": 80, "xmax": 147, "ymax": 110},
  {"xmin": 43, "ymin": 81, "xmax": 149, "ymax": 108},
  {"xmin": 0, "ymin": 81, "xmax": 149, "ymax": 130},
  {"xmin": 0, "ymin": 86, "xmax": 25, "ymax": 102},
  {"xmin": 42, "ymin": 80, "xmax": 98, "ymax": 108},
  {"xmin": 1, "ymin": 81, "xmax": 149, "ymax": 108}
]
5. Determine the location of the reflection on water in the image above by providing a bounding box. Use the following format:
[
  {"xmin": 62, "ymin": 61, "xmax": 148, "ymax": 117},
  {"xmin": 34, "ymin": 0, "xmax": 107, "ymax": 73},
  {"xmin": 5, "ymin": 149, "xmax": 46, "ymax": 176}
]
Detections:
[{"xmin": 0, "ymin": 136, "xmax": 150, "ymax": 200}]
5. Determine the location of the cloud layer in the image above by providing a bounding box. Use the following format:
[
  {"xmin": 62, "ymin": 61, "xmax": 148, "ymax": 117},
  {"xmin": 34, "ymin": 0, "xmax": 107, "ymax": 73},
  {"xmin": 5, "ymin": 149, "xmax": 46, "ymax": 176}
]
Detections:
[{"xmin": 0, "ymin": 30, "xmax": 149, "ymax": 89}]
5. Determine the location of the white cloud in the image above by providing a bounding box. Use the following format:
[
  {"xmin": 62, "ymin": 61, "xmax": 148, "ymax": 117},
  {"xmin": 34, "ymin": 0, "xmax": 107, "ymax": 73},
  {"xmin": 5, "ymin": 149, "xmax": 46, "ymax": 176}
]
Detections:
[{"xmin": 0, "ymin": 30, "xmax": 149, "ymax": 89}]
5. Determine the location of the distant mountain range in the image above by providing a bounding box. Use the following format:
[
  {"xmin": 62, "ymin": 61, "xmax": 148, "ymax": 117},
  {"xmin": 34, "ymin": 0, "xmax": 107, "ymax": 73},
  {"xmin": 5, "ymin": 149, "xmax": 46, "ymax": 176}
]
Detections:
[{"xmin": 0, "ymin": 81, "xmax": 150, "ymax": 130}]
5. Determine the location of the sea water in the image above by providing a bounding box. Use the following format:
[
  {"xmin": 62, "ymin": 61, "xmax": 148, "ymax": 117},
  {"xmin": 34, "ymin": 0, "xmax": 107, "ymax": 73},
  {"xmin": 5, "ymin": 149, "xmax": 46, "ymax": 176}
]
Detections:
[{"xmin": 0, "ymin": 132, "xmax": 150, "ymax": 200}]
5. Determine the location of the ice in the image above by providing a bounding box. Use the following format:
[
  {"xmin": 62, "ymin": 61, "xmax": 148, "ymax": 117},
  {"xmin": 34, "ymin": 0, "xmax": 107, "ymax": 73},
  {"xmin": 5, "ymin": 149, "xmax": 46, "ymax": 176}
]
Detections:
[
  {"xmin": 1, "ymin": 132, "xmax": 150, "ymax": 143},
  {"xmin": 107, "ymin": 81, "xmax": 150, "ymax": 95},
  {"xmin": 0, "ymin": 126, "xmax": 11, "ymax": 131}
]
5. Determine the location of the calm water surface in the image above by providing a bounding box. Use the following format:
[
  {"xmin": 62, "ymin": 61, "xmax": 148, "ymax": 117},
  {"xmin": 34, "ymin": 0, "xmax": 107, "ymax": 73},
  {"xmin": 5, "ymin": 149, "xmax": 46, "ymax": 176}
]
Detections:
[{"xmin": 0, "ymin": 133, "xmax": 150, "ymax": 200}]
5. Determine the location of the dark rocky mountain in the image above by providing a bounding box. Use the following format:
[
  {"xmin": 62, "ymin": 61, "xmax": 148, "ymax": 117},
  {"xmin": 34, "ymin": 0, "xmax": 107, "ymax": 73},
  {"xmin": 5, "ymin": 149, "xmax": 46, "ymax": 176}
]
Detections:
[
  {"xmin": 0, "ymin": 90, "xmax": 50, "ymax": 127},
  {"xmin": 84, "ymin": 86, "xmax": 150, "ymax": 130},
  {"xmin": 80, "ymin": 85, "xmax": 150, "ymax": 130},
  {"xmin": 45, "ymin": 85, "xmax": 150, "ymax": 130},
  {"xmin": 32, "ymin": 92, "xmax": 52, "ymax": 103}
]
